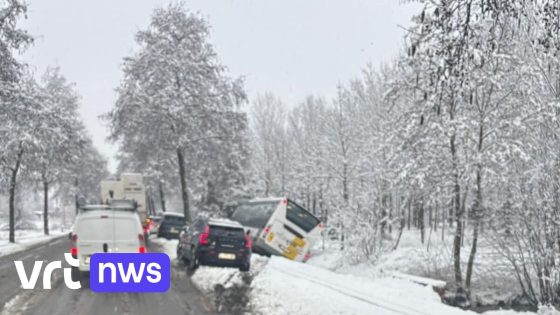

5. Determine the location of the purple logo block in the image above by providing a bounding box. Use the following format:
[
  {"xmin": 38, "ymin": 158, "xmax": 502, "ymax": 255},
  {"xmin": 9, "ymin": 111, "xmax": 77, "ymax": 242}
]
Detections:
[{"xmin": 89, "ymin": 253, "xmax": 170, "ymax": 293}]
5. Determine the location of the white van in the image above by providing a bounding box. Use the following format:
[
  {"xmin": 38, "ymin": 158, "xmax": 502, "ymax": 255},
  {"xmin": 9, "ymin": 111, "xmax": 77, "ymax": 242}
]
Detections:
[{"xmin": 70, "ymin": 204, "xmax": 146, "ymax": 281}]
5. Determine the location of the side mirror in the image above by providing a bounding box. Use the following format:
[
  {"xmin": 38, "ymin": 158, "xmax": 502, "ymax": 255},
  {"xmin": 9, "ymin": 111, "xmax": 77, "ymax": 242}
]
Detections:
[
  {"xmin": 246, "ymin": 229, "xmax": 251, "ymax": 236},
  {"xmin": 68, "ymin": 232, "xmax": 73, "ymax": 240}
]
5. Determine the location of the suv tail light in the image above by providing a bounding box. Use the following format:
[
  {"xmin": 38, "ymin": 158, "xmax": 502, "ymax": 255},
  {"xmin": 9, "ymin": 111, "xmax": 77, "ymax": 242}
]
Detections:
[
  {"xmin": 244, "ymin": 234, "xmax": 252, "ymax": 249},
  {"xmin": 199, "ymin": 225, "xmax": 210, "ymax": 245}
]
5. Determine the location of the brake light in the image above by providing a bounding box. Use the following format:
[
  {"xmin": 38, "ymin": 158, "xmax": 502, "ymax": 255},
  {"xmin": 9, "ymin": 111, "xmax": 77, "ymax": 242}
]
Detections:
[
  {"xmin": 282, "ymin": 198, "xmax": 288, "ymax": 205},
  {"xmin": 70, "ymin": 233, "xmax": 78, "ymax": 257},
  {"xmin": 199, "ymin": 225, "xmax": 210, "ymax": 245},
  {"xmin": 304, "ymin": 251, "xmax": 312, "ymax": 261},
  {"xmin": 244, "ymin": 234, "xmax": 252, "ymax": 249},
  {"xmin": 318, "ymin": 223, "xmax": 324, "ymax": 229},
  {"xmin": 138, "ymin": 233, "xmax": 146, "ymax": 253},
  {"xmin": 262, "ymin": 225, "xmax": 271, "ymax": 238}
]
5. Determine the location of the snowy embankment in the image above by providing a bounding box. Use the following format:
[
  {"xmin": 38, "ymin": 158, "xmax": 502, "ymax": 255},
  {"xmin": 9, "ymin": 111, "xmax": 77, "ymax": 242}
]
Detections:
[
  {"xmin": 0, "ymin": 230, "xmax": 68, "ymax": 257},
  {"xmin": 308, "ymin": 229, "xmax": 537, "ymax": 309},
  {"xmin": 153, "ymin": 237, "xmax": 545, "ymax": 315}
]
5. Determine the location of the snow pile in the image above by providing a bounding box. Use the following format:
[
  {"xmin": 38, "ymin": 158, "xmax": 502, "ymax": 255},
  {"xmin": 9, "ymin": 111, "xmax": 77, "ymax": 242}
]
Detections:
[
  {"xmin": 191, "ymin": 255, "xmax": 269, "ymax": 294},
  {"xmin": 0, "ymin": 231, "xmax": 68, "ymax": 257},
  {"xmin": 150, "ymin": 237, "xmax": 178, "ymax": 256}
]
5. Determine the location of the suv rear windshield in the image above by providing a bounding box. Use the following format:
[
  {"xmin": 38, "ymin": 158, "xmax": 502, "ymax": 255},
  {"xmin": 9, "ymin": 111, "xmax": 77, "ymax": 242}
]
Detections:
[
  {"xmin": 163, "ymin": 215, "xmax": 184, "ymax": 226},
  {"xmin": 286, "ymin": 201, "xmax": 320, "ymax": 233},
  {"xmin": 210, "ymin": 225, "xmax": 245, "ymax": 239},
  {"xmin": 231, "ymin": 201, "xmax": 277, "ymax": 228}
]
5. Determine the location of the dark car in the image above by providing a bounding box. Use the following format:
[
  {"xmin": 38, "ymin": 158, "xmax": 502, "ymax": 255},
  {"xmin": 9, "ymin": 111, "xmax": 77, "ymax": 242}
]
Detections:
[
  {"xmin": 177, "ymin": 217, "xmax": 251, "ymax": 272},
  {"xmin": 157, "ymin": 213, "xmax": 185, "ymax": 239}
]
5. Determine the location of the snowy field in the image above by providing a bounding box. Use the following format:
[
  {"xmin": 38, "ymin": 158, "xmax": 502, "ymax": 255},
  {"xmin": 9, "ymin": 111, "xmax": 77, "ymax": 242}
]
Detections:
[
  {"xmin": 153, "ymin": 237, "xmax": 556, "ymax": 315},
  {"xmin": 0, "ymin": 221, "xmax": 69, "ymax": 257}
]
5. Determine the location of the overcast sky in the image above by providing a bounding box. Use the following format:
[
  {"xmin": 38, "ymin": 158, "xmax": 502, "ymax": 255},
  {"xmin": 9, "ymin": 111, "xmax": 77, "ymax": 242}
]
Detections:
[{"xmin": 19, "ymin": 0, "xmax": 420, "ymax": 173}]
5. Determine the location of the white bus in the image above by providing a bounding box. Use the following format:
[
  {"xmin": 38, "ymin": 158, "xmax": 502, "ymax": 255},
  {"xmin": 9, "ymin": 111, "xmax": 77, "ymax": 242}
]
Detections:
[{"xmin": 230, "ymin": 197, "xmax": 323, "ymax": 262}]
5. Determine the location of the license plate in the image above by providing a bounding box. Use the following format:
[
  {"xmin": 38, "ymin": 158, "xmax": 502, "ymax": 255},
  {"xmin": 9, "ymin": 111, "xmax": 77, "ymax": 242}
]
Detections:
[
  {"xmin": 218, "ymin": 253, "xmax": 236, "ymax": 260},
  {"xmin": 170, "ymin": 227, "xmax": 177, "ymax": 233}
]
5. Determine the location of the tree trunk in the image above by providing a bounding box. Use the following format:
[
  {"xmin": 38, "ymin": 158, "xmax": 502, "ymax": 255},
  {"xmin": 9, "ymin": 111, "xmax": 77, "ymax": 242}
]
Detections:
[
  {"xmin": 407, "ymin": 198, "xmax": 411, "ymax": 230},
  {"xmin": 449, "ymin": 196, "xmax": 454, "ymax": 227},
  {"xmin": 466, "ymin": 122, "xmax": 485, "ymax": 289},
  {"xmin": 451, "ymin": 134, "xmax": 463, "ymax": 285},
  {"xmin": 9, "ymin": 145, "xmax": 24, "ymax": 243},
  {"xmin": 429, "ymin": 202, "xmax": 433, "ymax": 230},
  {"xmin": 442, "ymin": 196, "xmax": 445, "ymax": 241},
  {"xmin": 342, "ymin": 169, "xmax": 349, "ymax": 204},
  {"xmin": 177, "ymin": 148, "xmax": 191, "ymax": 223},
  {"xmin": 75, "ymin": 177, "xmax": 79, "ymax": 214},
  {"xmin": 419, "ymin": 199, "xmax": 425, "ymax": 244},
  {"xmin": 43, "ymin": 176, "xmax": 49, "ymax": 236},
  {"xmin": 393, "ymin": 216, "xmax": 405, "ymax": 250},
  {"xmin": 159, "ymin": 181, "xmax": 167, "ymax": 212},
  {"xmin": 434, "ymin": 201, "xmax": 438, "ymax": 232}
]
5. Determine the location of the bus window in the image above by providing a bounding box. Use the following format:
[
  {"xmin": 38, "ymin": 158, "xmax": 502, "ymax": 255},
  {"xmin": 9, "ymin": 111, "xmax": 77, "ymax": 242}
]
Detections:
[
  {"xmin": 231, "ymin": 202, "xmax": 277, "ymax": 228},
  {"xmin": 286, "ymin": 201, "xmax": 320, "ymax": 233}
]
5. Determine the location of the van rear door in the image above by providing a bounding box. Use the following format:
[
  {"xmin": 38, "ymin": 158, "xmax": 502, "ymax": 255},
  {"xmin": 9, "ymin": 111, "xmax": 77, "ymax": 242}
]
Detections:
[
  {"xmin": 113, "ymin": 213, "xmax": 142, "ymax": 252},
  {"xmin": 76, "ymin": 212, "xmax": 114, "ymax": 267}
]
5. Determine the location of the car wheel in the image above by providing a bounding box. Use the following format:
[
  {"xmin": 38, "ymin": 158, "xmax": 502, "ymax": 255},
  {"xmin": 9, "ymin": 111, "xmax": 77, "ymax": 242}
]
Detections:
[
  {"xmin": 187, "ymin": 248, "xmax": 199, "ymax": 272},
  {"xmin": 239, "ymin": 262, "xmax": 250, "ymax": 272},
  {"xmin": 176, "ymin": 247, "xmax": 187, "ymax": 264},
  {"xmin": 71, "ymin": 266, "xmax": 82, "ymax": 282}
]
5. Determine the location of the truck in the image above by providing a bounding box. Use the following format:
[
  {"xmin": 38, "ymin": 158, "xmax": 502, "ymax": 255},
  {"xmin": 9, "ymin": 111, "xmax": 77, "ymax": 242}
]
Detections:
[{"xmin": 100, "ymin": 173, "xmax": 148, "ymax": 230}]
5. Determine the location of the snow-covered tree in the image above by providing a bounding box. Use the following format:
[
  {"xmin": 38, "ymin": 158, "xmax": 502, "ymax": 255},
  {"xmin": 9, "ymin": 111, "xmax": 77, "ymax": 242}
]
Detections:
[{"xmin": 106, "ymin": 3, "xmax": 248, "ymax": 222}]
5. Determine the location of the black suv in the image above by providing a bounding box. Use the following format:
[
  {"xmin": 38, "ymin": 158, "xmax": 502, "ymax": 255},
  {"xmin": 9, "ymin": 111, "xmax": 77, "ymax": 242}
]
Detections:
[
  {"xmin": 157, "ymin": 213, "xmax": 185, "ymax": 239},
  {"xmin": 177, "ymin": 217, "xmax": 251, "ymax": 272}
]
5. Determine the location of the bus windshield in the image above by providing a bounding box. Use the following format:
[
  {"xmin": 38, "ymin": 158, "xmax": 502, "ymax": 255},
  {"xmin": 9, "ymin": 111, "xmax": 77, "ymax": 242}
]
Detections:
[
  {"xmin": 286, "ymin": 201, "xmax": 320, "ymax": 232},
  {"xmin": 231, "ymin": 201, "xmax": 277, "ymax": 228}
]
